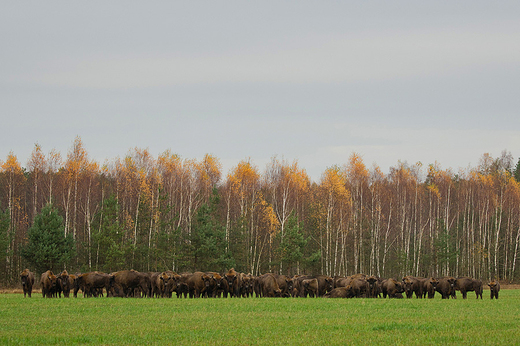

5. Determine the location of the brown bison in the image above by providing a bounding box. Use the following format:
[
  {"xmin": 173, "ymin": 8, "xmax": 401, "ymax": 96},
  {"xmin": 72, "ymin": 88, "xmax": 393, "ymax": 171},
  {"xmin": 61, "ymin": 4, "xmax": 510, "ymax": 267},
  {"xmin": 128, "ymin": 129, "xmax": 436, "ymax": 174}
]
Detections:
[
  {"xmin": 107, "ymin": 281, "xmax": 125, "ymax": 297},
  {"xmin": 205, "ymin": 272, "xmax": 225, "ymax": 298},
  {"xmin": 162, "ymin": 271, "xmax": 182, "ymax": 298},
  {"xmin": 75, "ymin": 271, "xmax": 111, "ymax": 297},
  {"xmin": 302, "ymin": 278, "xmax": 319, "ymax": 298},
  {"xmin": 455, "ymin": 277, "xmax": 483, "ymax": 299},
  {"xmin": 258, "ymin": 273, "xmax": 282, "ymax": 297},
  {"xmin": 334, "ymin": 274, "xmax": 366, "ymax": 289},
  {"xmin": 247, "ymin": 274, "xmax": 256, "ymax": 297},
  {"xmin": 20, "ymin": 269, "xmax": 35, "ymax": 298},
  {"xmin": 381, "ymin": 278, "xmax": 405, "ymax": 298},
  {"xmin": 254, "ymin": 275, "xmax": 263, "ymax": 297},
  {"xmin": 291, "ymin": 275, "xmax": 305, "ymax": 297},
  {"xmin": 150, "ymin": 272, "xmax": 162, "ymax": 297},
  {"xmin": 186, "ymin": 272, "xmax": 206, "ymax": 298},
  {"xmin": 324, "ymin": 286, "xmax": 355, "ymax": 298},
  {"xmin": 292, "ymin": 275, "xmax": 331, "ymax": 297},
  {"xmin": 292, "ymin": 275, "xmax": 310, "ymax": 297},
  {"xmin": 272, "ymin": 274, "xmax": 293, "ymax": 298},
  {"xmin": 68, "ymin": 274, "xmax": 77, "ymax": 294},
  {"xmin": 488, "ymin": 280, "xmax": 500, "ymax": 299},
  {"xmin": 402, "ymin": 276, "xmax": 424, "ymax": 299},
  {"xmin": 213, "ymin": 273, "xmax": 229, "ymax": 298},
  {"xmin": 201, "ymin": 272, "xmax": 218, "ymax": 298},
  {"xmin": 315, "ymin": 275, "xmax": 334, "ymax": 297},
  {"xmin": 41, "ymin": 270, "xmax": 58, "ymax": 298},
  {"xmin": 334, "ymin": 277, "xmax": 350, "ymax": 288},
  {"xmin": 366, "ymin": 276, "xmax": 381, "ymax": 298},
  {"xmin": 349, "ymin": 277, "xmax": 369, "ymax": 298},
  {"xmin": 225, "ymin": 268, "xmax": 242, "ymax": 298},
  {"xmin": 435, "ymin": 276, "xmax": 456, "ymax": 299},
  {"xmin": 151, "ymin": 272, "xmax": 172, "ymax": 298},
  {"xmin": 239, "ymin": 273, "xmax": 252, "ymax": 298},
  {"xmin": 57, "ymin": 270, "xmax": 73, "ymax": 298},
  {"xmin": 110, "ymin": 270, "xmax": 151, "ymax": 298},
  {"xmin": 172, "ymin": 273, "xmax": 190, "ymax": 298},
  {"xmin": 422, "ymin": 277, "xmax": 439, "ymax": 299}
]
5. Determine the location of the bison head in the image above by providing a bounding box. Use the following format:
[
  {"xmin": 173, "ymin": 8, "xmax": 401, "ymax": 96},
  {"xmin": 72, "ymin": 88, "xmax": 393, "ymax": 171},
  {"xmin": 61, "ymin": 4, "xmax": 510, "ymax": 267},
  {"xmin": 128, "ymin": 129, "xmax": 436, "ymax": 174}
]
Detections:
[
  {"xmin": 447, "ymin": 277, "xmax": 456, "ymax": 288},
  {"xmin": 241, "ymin": 276, "xmax": 251, "ymax": 293},
  {"xmin": 429, "ymin": 277, "xmax": 439, "ymax": 289},
  {"xmin": 395, "ymin": 281, "xmax": 405, "ymax": 294},
  {"xmin": 21, "ymin": 272, "xmax": 30, "ymax": 287},
  {"xmin": 285, "ymin": 277, "xmax": 294, "ymax": 292},
  {"xmin": 202, "ymin": 274, "xmax": 213, "ymax": 288},
  {"xmin": 402, "ymin": 277, "xmax": 412, "ymax": 288},
  {"xmin": 47, "ymin": 273, "xmax": 58, "ymax": 288},
  {"xmin": 58, "ymin": 276, "xmax": 68, "ymax": 290},
  {"xmin": 325, "ymin": 277, "xmax": 334, "ymax": 292},
  {"xmin": 213, "ymin": 274, "xmax": 223, "ymax": 288},
  {"xmin": 344, "ymin": 285, "xmax": 355, "ymax": 298},
  {"xmin": 160, "ymin": 272, "xmax": 174, "ymax": 292},
  {"xmin": 225, "ymin": 273, "xmax": 237, "ymax": 287},
  {"xmin": 367, "ymin": 276, "xmax": 378, "ymax": 288},
  {"xmin": 160, "ymin": 272, "xmax": 170, "ymax": 284}
]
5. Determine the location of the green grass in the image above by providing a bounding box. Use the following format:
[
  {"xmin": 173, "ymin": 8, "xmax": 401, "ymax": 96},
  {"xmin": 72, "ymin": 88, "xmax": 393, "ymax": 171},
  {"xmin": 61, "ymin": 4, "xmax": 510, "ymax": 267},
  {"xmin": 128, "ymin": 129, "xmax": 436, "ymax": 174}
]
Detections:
[{"xmin": 1, "ymin": 291, "xmax": 519, "ymax": 345}]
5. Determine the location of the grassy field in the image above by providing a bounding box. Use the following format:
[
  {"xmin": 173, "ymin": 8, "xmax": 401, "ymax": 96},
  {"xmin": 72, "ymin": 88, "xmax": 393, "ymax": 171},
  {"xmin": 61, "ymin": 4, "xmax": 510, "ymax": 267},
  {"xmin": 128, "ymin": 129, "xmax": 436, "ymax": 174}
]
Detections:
[{"xmin": 1, "ymin": 291, "xmax": 519, "ymax": 345}]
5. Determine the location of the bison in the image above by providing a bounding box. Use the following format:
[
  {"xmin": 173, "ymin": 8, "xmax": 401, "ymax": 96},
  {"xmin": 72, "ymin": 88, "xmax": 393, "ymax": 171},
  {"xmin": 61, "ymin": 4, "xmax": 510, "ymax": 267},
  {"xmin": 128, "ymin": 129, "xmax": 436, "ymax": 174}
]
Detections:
[
  {"xmin": 334, "ymin": 277, "xmax": 350, "ymax": 289},
  {"xmin": 366, "ymin": 276, "xmax": 381, "ymax": 298},
  {"xmin": 402, "ymin": 276, "xmax": 424, "ymax": 299},
  {"xmin": 185, "ymin": 272, "xmax": 206, "ymax": 298},
  {"xmin": 334, "ymin": 274, "xmax": 366, "ymax": 289},
  {"xmin": 75, "ymin": 271, "xmax": 111, "ymax": 297},
  {"xmin": 315, "ymin": 275, "xmax": 334, "ymax": 297},
  {"xmin": 225, "ymin": 268, "xmax": 242, "ymax": 298},
  {"xmin": 41, "ymin": 270, "xmax": 58, "ymax": 298},
  {"xmin": 162, "ymin": 271, "xmax": 182, "ymax": 298},
  {"xmin": 435, "ymin": 276, "xmax": 456, "ymax": 299},
  {"xmin": 302, "ymin": 278, "xmax": 319, "ymax": 298},
  {"xmin": 57, "ymin": 270, "xmax": 73, "ymax": 298},
  {"xmin": 207, "ymin": 272, "xmax": 224, "ymax": 298},
  {"xmin": 150, "ymin": 272, "xmax": 162, "ymax": 298},
  {"xmin": 239, "ymin": 273, "xmax": 251, "ymax": 298},
  {"xmin": 202, "ymin": 272, "xmax": 218, "ymax": 298},
  {"xmin": 349, "ymin": 278, "xmax": 369, "ymax": 298},
  {"xmin": 109, "ymin": 270, "xmax": 150, "ymax": 298},
  {"xmin": 488, "ymin": 280, "xmax": 500, "ymax": 299},
  {"xmin": 258, "ymin": 273, "xmax": 282, "ymax": 297},
  {"xmin": 272, "ymin": 274, "xmax": 293, "ymax": 298},
  {"xmin": 422, "ymin": 277, "xmax": 439, "ymax": 299},
  {"xmin": 292, "ymin": 275, "xmax": 310, "ymax": 297},
  {"xmin": 20, "ymin": 269, "xmax": 35, "ymax": 298},
  {"xmin": 172, "ymin": 273, "xmax": 190, "ymax": 298},
  {"xmin": 381, "ymin": 278, "xmax": 405, "ymax": 298},
  {"xmin": 151, "ymin": 272, "xmax": 173, "ymax": 298},
  {"xmin": 324, "ymin": 285, "xmax": 355, "ymax": 298},
  {"xmin": 215, "ymin": 273, "xmax": 229, "ymax": 298},
  {"xmin": 455, "ymin": 277, "xmax": 483, "ymax": 299}
]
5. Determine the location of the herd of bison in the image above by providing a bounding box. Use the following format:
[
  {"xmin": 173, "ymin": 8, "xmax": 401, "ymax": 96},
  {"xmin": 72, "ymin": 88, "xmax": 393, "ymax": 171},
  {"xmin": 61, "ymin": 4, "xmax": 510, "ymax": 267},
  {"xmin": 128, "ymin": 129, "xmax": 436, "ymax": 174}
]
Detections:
[{"xmin": 19, "ymin": 268, "xmax": 501, "ymax": 300}]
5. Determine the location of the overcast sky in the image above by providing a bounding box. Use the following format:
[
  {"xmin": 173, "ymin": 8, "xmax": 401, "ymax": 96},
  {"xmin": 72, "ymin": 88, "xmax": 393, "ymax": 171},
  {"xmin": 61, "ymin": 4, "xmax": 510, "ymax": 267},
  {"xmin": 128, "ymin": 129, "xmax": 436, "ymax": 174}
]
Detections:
[{"xmin": 1, "ymin": 1, "xmax": 519, "ymax": 182}]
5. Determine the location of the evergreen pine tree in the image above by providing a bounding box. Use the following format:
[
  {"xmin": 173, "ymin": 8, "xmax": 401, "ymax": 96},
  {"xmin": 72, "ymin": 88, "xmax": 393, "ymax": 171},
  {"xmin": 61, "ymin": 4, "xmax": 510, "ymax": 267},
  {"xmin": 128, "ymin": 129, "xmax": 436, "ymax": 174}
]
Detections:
[
  {"xmin": 190, "ymin": 188, "xmax": 234, "ymax": 272},
  {"xmin": 514, "ymin": 158, "xmax": 520, "ymax": 182},
  {"xmin": 91, "ymin": 195, "xmax": 128, "ymax": 272},
  {"xmin": 276, "ymin": 212, "xmax": 307, "ymax": 275},
  {"xmin": 21, "ymin": 203, "xmax": 75, "ymax": 274},
  {"xmin": 0, "ymin": 209, "xmax": 12, "ymax": 285}
]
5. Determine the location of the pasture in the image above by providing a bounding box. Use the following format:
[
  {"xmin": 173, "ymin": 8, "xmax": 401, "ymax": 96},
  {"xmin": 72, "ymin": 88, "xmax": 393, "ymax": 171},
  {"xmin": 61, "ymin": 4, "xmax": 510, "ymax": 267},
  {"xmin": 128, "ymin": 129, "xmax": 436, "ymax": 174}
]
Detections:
[{"xmin": 1, "ymin": 291, "xmax": 518, "ymax": 345}]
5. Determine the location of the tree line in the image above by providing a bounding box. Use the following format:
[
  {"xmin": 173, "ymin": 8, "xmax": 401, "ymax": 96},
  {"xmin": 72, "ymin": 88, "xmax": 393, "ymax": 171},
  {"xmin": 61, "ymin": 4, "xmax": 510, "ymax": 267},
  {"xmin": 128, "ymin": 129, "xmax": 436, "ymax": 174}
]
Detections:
[{"xmin": 1, "ymin": 137, "xmax": 520, "ymax": 286}]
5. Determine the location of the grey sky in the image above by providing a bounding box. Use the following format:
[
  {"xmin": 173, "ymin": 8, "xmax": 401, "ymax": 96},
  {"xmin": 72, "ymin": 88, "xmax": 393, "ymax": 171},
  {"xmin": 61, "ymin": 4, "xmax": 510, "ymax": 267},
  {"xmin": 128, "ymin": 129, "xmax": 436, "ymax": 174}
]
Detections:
[{"xmin": 2, "ymin": 1, "xmax": 519, "ymax": 181}]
